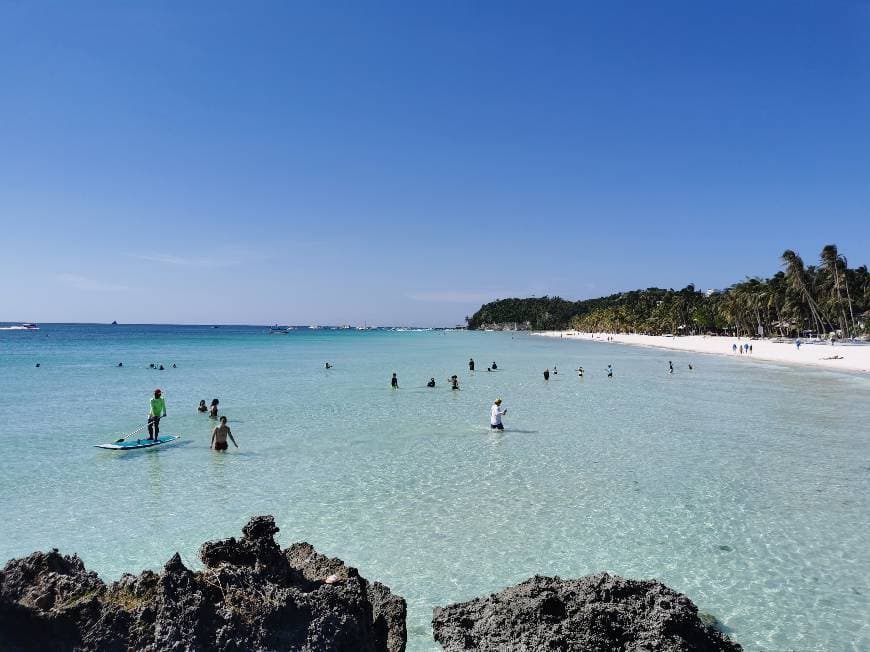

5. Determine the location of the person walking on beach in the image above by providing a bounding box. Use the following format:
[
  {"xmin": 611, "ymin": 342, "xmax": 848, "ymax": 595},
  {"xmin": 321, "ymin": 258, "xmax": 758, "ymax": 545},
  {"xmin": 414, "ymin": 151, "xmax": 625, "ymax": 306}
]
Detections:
[
  {"xmin": 490, "ymin": 399, "xmax": 507, "ymax": 430},
  {"xmin": 543, "ymin": 368, "xmax": 550, "ymax": 381},
  {"xmin": 147, "ymin": 389, "xmax": 166, "ymax": 441},
  {"xmin": 391, "ymin": 372, "xmax": 399, "ymax": 389},
  {"xmin": 211, "ymin": 416, "xmax": 238, "ymax": 451},
  {"xmin": 469, "ymin": 358, "xmax": 475, "ymax": 372},
  {"xmin": 732, "ymin": 343, "xmax": 737, "ymax": 354}
]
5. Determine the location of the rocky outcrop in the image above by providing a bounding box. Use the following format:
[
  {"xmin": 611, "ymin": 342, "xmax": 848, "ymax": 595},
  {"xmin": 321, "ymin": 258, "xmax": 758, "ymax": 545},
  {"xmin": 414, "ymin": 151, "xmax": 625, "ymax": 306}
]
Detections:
[
  {"xmin": 432, "ymin": 573, "xmax": 741, "ymax": 651},
  {"xmin": 0, "ymin": 515, "xmax": 406, "ymax": 651}
]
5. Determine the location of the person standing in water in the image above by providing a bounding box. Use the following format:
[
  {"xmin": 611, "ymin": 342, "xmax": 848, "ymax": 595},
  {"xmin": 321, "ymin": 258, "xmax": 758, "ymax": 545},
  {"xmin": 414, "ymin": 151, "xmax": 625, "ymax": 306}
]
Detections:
[
  {"xmin": 577, "ymin": 366, "xmax": 584, "ymax": 378},
  {"xmin": 491, "ymin": 361, "xmax": 498, "ymax": 370},
  {"xmin": 553, "ymin": 365, "xmax": 558, "ymax": 375},
  {"xmin": 543, "ymin": 368, "xmax": 550, "ymax": 381},
  {"xmin": 148, "ymin": 389, "xmax": 166, "ymax": 440},
  {"xmin": 197, "ymin": 399, "xmax": 208, "ymax": 413},
  {"xmin": 209, "ymin": 398, "xmax": 219, "ymax": 418},
  {"xmin": 469, "ymin": 358, "xmax": 475, "ymax": 372},
  {"xmin": 490, "ymin": 399, "xmax": 507, "ymax": 430},
  {"xmin": 211, "ymin": 416, "xmax": 238, "ymax": 451},
  {"xmin": 668, "ymin": 361, "xmax": 674, "ymax": 374},
  {"xmin": 391, "ymin": 373, "xmax": 399, "ymax": 389},
  {"xmin": 606, "ymin": 364, "xmax": 613, "ymax": 378}
]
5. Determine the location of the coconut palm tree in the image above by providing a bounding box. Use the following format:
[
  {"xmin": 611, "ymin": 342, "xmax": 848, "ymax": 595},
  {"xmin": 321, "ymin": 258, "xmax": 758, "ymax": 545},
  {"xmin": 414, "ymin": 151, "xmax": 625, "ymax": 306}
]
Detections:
[
  {"xmin": 781, "ymin": 249, "xmax": 830, "ymax": 336},
  {"xmin": 820, "ymin": 245, "xmax": 850, "ymax": 337}
]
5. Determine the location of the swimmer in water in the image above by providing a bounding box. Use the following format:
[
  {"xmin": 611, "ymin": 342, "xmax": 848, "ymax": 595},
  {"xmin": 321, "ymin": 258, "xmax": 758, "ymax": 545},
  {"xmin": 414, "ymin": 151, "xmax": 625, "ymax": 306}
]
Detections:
[
  {"xmin": 668, "ymin": 361, "xmax": 674, "ymax": 374},
  {"xmin": 209, "ymin": 398, "xmax": 219, "ymax": 418},
  {"xmin": 553, "ymin": 365, "xmax": 558, "ymax": 375},
  {"xmin": 198, "ymin": 399, "xmax": 208, "ymax": 413},
  {"xmin": 450, "ymin": 375, "xmax": 460, "ymax": 390},
  {"xmin": 491, "ymin": 362, "xmax": 498, "ymax": 370},
  {"xmin": 427, "ymin": 377, "xmax": 435, "ymax": 387},
  {"xmin": 688, "ymin": 363, "xmax": 693, "ymax": 370},
  {"xmin": 490, "ymin": 399, "xmax": 507, "ymax": 430},
  {"xmin": 118, "ymin": 362, "xmax": 123, "ymax": 367},
  {"xmin": 211, "ymin": 416, "xmax": 238, "ymax": 451},
  {"xmin": 325, "ymin": 362, "xmax": 332, "ymax": 369},
  {"xmin": 577, "ymin": 366, "xmax": 584, "ymax": 378},
  {"xmin": 543, "ymin": 368, "xmax": 550, "ymax": 381},
  {"xmin": 606, "ymin": 364, "xmax": 613, "ymax": 378}
]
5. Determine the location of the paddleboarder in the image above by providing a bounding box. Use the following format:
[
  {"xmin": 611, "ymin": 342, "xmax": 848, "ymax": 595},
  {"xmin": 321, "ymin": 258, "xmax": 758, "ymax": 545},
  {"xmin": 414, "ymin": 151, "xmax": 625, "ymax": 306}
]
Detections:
[{"xmin": 148, "ymin": 388, "xmax": 166, "ymax": 440}]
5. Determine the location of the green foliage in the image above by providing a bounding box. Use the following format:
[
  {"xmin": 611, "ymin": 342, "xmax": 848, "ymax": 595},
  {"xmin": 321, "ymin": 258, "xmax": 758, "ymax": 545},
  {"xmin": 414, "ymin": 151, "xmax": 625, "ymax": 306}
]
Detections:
[{"xmin": 467, "ymin": 246, "xmax": 870, "ymax": 337}]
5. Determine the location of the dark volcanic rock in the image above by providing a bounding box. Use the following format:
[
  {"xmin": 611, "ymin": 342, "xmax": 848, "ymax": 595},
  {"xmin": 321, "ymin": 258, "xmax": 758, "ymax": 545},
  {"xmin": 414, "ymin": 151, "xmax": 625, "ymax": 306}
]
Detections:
[
  {"xmin": 0, "ymin": 515, "xmax": 406, "ymax": 651},
  {"xmin": 432, "ymin": 573, "xmax": 741, "ymax": 651}
]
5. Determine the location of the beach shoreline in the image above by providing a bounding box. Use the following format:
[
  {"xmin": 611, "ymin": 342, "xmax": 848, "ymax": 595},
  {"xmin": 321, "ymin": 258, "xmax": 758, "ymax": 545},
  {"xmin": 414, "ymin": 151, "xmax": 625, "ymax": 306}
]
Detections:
[{"xmin": 535, "ymin": 331, "xmax": 870, "ymax": 373}]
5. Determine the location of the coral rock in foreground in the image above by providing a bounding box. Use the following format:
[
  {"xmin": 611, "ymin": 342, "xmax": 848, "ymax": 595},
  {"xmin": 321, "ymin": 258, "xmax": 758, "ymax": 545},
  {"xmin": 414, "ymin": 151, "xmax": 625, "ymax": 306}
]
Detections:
[
  {"xmin": 432, "ymin": 573, "xmax": 741, "ymax": 651},
  {"xmin": 0, "ymin": 515, "xmax": 406, "ymax": 651}
]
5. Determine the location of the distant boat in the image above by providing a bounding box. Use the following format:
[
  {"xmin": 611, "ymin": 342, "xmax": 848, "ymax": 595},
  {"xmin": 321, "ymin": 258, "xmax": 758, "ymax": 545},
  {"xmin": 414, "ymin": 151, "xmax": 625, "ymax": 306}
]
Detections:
[
  {"xmin": 111, "ymin": 320, "xmax": 118, "ymax": 325},
  {"xmin": 269, "ymin": 325, "xmax": 289, "ymax": 334},
  {"xmin": 308, "ymin": 324, "xmax": 320, "ymax": 330},
  {"xmin": 8, "ymin": 323, "xmax": 40, "ymax": 331}
]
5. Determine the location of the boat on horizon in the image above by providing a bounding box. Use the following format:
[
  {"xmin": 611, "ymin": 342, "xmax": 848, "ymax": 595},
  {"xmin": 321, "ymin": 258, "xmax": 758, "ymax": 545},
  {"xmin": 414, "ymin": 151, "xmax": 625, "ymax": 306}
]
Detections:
[
  {"xmin": 269, "ymin": 325, "xmax": 290, "ymax": 334},
  {"xmin": 1, "ymin": 323, "xmax": 40, "ymax": 331}
]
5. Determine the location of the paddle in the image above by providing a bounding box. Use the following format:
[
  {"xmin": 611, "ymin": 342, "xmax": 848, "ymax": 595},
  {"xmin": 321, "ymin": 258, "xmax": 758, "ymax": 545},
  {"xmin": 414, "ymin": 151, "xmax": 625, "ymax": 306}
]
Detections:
[{"xmin": 114, "ymin": 418, "xmax": 162, "ymax": 443}]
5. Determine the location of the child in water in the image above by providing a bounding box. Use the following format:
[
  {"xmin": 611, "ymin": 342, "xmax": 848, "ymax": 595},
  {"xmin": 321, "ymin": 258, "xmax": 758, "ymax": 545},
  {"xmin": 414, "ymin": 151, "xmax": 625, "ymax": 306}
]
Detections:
[{"xmin": 197, "ymin": 400, "xmax": 208, "ymax": 413}]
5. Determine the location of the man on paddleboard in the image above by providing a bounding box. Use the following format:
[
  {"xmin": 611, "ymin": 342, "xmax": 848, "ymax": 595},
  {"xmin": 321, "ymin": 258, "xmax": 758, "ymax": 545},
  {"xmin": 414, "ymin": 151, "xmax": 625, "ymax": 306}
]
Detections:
[{"xmin": 148, "ymin": 388, "xmax": 167, "ymax": 440}]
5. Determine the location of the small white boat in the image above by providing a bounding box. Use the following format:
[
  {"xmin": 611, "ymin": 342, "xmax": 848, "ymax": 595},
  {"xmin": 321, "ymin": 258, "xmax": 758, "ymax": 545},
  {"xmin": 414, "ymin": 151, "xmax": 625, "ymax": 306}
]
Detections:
[{"xmin": 1, "ymin": 323, "xmax": 40, "ymax": 331}]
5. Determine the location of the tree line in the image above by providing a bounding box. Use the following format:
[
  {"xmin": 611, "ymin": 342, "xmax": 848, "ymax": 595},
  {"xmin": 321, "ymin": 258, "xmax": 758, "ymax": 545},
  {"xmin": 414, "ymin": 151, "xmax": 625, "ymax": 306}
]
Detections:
[{"xmin": 467, "ymin": 245, "xmax": 869, "ymax": 338}]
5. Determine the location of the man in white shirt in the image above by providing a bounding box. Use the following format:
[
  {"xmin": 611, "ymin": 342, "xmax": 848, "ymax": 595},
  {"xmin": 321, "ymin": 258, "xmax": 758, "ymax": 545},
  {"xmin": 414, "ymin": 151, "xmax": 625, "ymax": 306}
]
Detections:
[{"xmin": 490, "ymin": 399, "xmax": 507, "ymax": 430}]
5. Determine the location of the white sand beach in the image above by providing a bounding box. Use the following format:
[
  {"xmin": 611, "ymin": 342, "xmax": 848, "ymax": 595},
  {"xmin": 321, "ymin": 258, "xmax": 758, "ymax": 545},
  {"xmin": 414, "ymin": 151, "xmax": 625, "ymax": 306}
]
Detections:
[{"xmin": 536, "ymin": 331, "xmax": 870, "ymax": 373}]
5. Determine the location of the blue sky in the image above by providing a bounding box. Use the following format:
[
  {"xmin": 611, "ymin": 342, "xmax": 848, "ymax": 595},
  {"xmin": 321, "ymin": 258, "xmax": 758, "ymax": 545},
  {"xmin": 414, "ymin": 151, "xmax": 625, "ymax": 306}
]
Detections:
[{"xmin": 2, "ymin": 1, "xmax": 868, "ymax": 326}]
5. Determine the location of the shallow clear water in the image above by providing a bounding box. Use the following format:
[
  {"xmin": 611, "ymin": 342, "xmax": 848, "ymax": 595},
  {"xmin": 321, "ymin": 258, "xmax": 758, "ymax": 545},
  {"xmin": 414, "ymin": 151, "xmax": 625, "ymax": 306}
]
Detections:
[{"xmin": 1, "ymin": 325, "xmax": 868, "ymax": 651}]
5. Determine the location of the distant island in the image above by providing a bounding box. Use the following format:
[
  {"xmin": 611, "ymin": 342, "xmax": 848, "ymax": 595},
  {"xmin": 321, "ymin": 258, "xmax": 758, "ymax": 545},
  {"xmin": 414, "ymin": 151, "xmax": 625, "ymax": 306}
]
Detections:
[{"xmin": 468, "ymin": 245, "xmax": 869, "ymax": 338}]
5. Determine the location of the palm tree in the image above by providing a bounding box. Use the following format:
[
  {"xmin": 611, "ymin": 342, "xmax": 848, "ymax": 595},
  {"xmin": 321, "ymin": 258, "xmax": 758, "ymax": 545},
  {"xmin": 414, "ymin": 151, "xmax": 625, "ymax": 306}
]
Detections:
[
  {"xmin": 820, "ymin": 245, "xmax": 850, "ymax": 337},
  {"xmin": 781, "ymin": 249, "xmax": 830, "ymax": 336}
]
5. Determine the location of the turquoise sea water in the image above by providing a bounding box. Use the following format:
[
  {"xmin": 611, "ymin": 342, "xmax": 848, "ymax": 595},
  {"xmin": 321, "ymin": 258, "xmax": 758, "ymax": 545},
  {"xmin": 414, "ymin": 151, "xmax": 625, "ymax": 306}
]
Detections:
[{"xmin": 1, "ymin": 324, "xmax": 868, "ymax": 651}]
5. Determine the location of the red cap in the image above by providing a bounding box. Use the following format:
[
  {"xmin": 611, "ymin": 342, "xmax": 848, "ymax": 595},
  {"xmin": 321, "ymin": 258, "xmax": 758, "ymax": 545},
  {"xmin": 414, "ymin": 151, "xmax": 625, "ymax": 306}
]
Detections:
[{"xmin": 154, "ymin": 388, "xmax": 162, "ymax": 395}]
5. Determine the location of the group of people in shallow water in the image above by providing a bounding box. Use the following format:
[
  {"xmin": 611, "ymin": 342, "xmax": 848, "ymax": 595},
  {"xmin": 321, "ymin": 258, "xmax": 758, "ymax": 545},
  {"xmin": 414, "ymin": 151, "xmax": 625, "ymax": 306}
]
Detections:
[{"xmin": 145, "ymin": 390, "xmax": 237, "ymax": 450}]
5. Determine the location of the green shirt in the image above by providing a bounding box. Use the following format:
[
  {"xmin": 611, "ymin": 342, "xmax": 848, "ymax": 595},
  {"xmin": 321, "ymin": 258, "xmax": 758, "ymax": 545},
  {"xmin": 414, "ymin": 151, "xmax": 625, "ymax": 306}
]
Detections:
[{"xmin": 149, "ymin": 396, "xmax": 166, "ymax": 416}]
